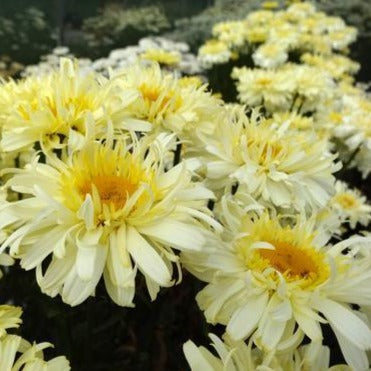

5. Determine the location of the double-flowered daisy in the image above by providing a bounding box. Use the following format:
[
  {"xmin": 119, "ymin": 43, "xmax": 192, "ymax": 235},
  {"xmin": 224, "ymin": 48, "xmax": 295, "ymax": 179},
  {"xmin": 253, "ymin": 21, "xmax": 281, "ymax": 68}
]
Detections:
[
  {"xmin": 198, "ymin": 40, "xmax": 234, "ymax": 69},
  {"xmin": 182, "ymin": 208, "xmax": 371, "ymax": 370},
  {"xmin": 112, "ymin": 62, "xmax": 222, "ymax": 142},
  {"xmin": 329, "ymin": 181, "xmax": 371, "ymax": 230},
  {"xmin": 0, "ymin": 134, "xmax": 217, "ymax": 306},
  {"xmin": 231, "ymin": 67, "xmax": 295, "ymax": 112},
  {"xmin": 201, "ymin": 108, "xmax": 339, "ymax": 212},
  {"xmin": 0, "ymin": 58, "xmax": 145, "ymax": 154}
]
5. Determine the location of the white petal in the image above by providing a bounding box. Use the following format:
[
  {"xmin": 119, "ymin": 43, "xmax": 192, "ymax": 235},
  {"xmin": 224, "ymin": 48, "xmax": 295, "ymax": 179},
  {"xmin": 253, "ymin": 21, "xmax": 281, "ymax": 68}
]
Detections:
[
  {"xmin": 138, "ymin": 219, "xmax": 205, "ymax": 251},
  {"xmin": 183, "ymin": 341, "xmax": 219, "ymax": 371},
  {"xmin": 227, "ymin": 292, "xmax": 268, "ymax": 340},
  {"xmin": 62, "ymin": 246, "xmax": 107, "ymax": 306},
  {"xmin": 76, "ymin": 244, "xmax": 100, "ymax": 281},
  {"xmin": 77, "ymin": 195, "xmax": 95, "ymax": 230},
  {"xmin": 103, "ymin": 269, "xmax": 135, "ymax": 307},
  {"xmin": 126, "ymin": 226, "xmax": 171, "ymax": 286},
  {"xmin": 332, "ymin": 325, "xmax": 369, "ymax": 371},
  {"xmin": 315, "ymin": 298, "xmax": 371, "ymax": 349}
]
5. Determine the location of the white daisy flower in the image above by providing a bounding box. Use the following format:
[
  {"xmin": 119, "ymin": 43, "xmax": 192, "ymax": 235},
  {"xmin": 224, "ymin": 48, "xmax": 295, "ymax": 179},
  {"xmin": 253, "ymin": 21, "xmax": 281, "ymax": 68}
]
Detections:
[
  {"xmin": 232, "ymin": 67, "xmax": 295, "ymax": 112},
  {"xmin": 0, "ymin": 135, "xmax": 217, "ymax": 306},
  {"xmin": 0, "ymin": 58, "xmax": 146, "ymax": 154},
  {"xmin": 198, "ymin": 40, "xmax": 233, "ymax": 69},
  {"xmin": 330, "ymin": 181, "xmax": 371, "ymax": 229},
  {"xmin": 252, "ymin": 43, "xmax": 288, "ymax": 69},
  {"xmin": 200, "ymin": 109, "xmax": 339, "ymax": 212},
  {"xmin": 183, "ymin": 210, "xmax": 371, "ymax": 370}
]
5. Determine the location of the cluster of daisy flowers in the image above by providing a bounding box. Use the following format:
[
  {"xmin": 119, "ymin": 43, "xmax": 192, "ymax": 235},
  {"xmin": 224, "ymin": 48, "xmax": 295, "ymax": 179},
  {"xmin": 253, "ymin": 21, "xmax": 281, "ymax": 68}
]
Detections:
[
  {"xmin": 0, "ymin": 4, "xmax": 370, "ymax": 368},
  {"xmin": 198, "ymin": 2, "xmax": 357, "ymax": 69},
  {"xmin": 199, "ymin": 1, "xmax": 371, "ymax": 178},
  {"xmin": 23, "ymin": 37, "xmax": 203, "ymax": 79}
]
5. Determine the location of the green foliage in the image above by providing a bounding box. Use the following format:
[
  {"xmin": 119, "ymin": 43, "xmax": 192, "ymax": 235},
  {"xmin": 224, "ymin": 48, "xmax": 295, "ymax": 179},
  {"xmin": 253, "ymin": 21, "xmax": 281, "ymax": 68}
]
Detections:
[
  {"xmin": 0, "ymin": 7, "xmax": 55, "ymax": 64},
  {"xmin": 81, "ymin": 5, "xmax": 171, "ymax": 57},
  {"xmin": 164, "ymin": 0, "xmax": 262, "ymax": 51}
]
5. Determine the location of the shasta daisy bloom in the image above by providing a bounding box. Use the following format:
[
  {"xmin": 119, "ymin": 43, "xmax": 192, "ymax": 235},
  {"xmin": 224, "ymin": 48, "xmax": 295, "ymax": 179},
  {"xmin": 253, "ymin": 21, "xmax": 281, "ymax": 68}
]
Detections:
[
  {"xmin": 332, "ymin": 92, "xmax": 371, "ymax": 177},
  {"xmin": 0, "ymin": 135, "xmax": 217, "ymax": 306},
  {"xmin": 212, "ymin": 21, "xmax": 246, "ymax": 48},
  {"xmin": 245, "ymin": 10, "xmax": 275, "ymax": 26},
  {"xmin": 252, "ymin": 43, "xmax": 288, "ymax": 69},
  {"xmin": 139, "ymin": 48, "xmax": 181, "ymax": 66},
  {"xmin": 329, "ymin": 181, "xmax": 371, "ymax": 229},
  {"xmin": 286, "ymin": 2, "xmax": 316, "ymax": 19},
  {"xmin": 232, "ymin": 67, "xmax": 295, "ymax": 112},
  {"xmin": 301, "ymin": 53, "xmax": 360, "ymax": 81},
  {"xmin": 184, "ymin": 334, "xmax": 350, "ymax": 371},
  {"xmin": 198, "ymin": 40, "xmax": 233, "ymax": 69},
  {"xmin": 327, "ymin": 27, "xmax": 357, "ymax": 51},
  {"xmin": 0, "ymin": 334, "xmax": 70, "ymax": 370},
  {"xmin": 283, "ymin": 64, "xmax": 336, "ymax": 114},
  {"xmin": 0, "ymin": 58, "xmax": 146, "ymax": 153},
  {"xmin": 112, "ymin": 62, "xmax": 222, "ymax": 142},
  {"xmin": 201, "ymin": 109, "xmax": 339, "ymax": 211},
  {"xmin": 183, "ymin": 211, "xmax": 371, "ymax": 370},
  {"xmin": 267, "ymin": 22, "xmax": 299, "ymax": 49}
]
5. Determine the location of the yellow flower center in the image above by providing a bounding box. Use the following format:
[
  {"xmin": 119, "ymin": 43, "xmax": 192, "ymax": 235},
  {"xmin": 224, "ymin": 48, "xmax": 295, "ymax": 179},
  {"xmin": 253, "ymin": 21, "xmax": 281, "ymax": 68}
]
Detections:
[
  {"xmin": 138, "ymin": 83, "xmax": 183, "ymax": 119},
  {"xmin": 139, "ymin": 83, "xmax": 162, "ymax": 102},
  {"xmin": 200, "ymin": 40, "xmax": 229, "ymax": 55},
  {"xmin": 59, "ymin": 143, "xmax": 156, "ymax": 220},
  {"xmin": 329, "ymin": 112, "xmax": 343, "ymax": 125},
  {"xmin": 79, "ymin": 175, "xmax": 137, "ymax": 210},
  {"xmin": 256, "ymin": 77, "xmax": 273, "ymax": 87},
  {"xmin": 258, "ymin": 241, "xmax": 319, "ymax": 280},
  {"xmin": 246, "ymin": 135, "xmax": 284, "ymax": 166},
  {"xmin": 238, "ymin": 217, "xmax": 330, "ymax": 288},
  {"xmin": 140, "ymin": 49, "xmax": 180, "ymax": 66},
  {"xmin": 335, "ymin": 193, "xmax": 358, "ymax": 209}
]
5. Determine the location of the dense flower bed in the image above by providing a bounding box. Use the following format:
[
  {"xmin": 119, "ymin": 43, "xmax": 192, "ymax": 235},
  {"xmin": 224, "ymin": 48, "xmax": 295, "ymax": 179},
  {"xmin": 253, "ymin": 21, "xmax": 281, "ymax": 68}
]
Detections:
[{"xmin": 0, "ymin": 2, "xmax": 371, "ymax": 370}]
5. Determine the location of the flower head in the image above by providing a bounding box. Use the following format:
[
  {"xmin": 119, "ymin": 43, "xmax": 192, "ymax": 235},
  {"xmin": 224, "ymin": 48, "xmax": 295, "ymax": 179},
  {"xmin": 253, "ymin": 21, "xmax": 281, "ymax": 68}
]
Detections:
[
  {"xmin": 329, "ymin": 181, "xmax": 371, "ymax": 229},
  {"xmin": 182, "ymin": 209, "xmax": 371, "ymax": 370},
  {"xmin": 139, "ymin": 48, "xmax": 181, "ymax": 66},
  {"xmin": 0, "ymin": 135, "xmax": 216, "ymax": 306},
  {"xmin": 113, "ymin": 62, "xmax": 221, "ymax": 139},
  {"xmin": 201, "ymin": 109, "xmax": 339, "ymax": 211},
  {"xmin": 0, "ymin": 58, "xmax": 142, "ymax": 153}
]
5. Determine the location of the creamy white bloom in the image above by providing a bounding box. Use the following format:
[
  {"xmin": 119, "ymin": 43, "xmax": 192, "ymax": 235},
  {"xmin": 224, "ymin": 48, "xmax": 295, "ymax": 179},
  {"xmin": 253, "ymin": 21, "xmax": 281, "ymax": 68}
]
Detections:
[
  {"xmin": 0, "ymin": 58, "xmax": 145, "ymax": 153},
  {"xmin": 112, "ymin": 62, "xmax": 222, "ymax": 141},
  {"xmin": 212, "ymin": 21, "xmax": 246, "ymax": 48},
  {"xmin": 232, "ymin": 67, "xmax": 295, "ymax": 112},
  {"xmin": 329, "ymin": 181, "xmax": 371, "ymax": 229},
  {"xmin": 0, "ymin": 135, "xmax": 217, "ymax": 306},
  {"xmin": 200, "ymin": 109, "xmax": 339, "ymax": 212},
  {"xmin": 252, "ymin": 43, "xmax": 288, "ymax": 69},
  {"xmin": 182, "ymin": 208, "xmax": 371, "ymax": 370},
  {"xmin": 198, "ymin": 40, "xmax": 233, "ymax": 69}
]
